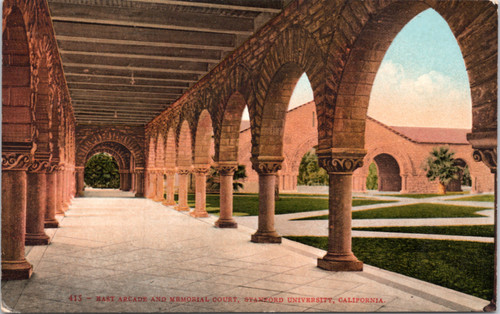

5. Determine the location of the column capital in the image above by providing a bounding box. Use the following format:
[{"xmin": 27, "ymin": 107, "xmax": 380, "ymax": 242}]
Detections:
[
  {"xmin": 467, "ymin": 131, "xmax": 497, "ymax": 173},
  {"xmin": 27, "ymin": 160, "xmax": 51, "ymax": 173},
  {"xmin": 317, "ymin": 148, "xmax": 366, "ymax": 174},
  {"xmin": 192, "ymin": 165, "xmax": 210, "ymax": 175},
  {"xmin": 2, "ymin": 153, "xmax": 32, "ymax": 171},
  {"xmin": 46, "ymin": 162, "xmax": 62, "ymax": 174},
  {"xmin": 251, "ymin": 156, "xmax": 283, "ymax": 175},
  {"xmin": 473, "ymin": 148, "xmax": 497, "ymax": 173},
  {"xmin": 165, "ymin": 168, "xmax": 176, "ymax": 175},
  {"xmin": 217, "ymin": 162, "xmax": 238, "ymax": 176},
  {"xmin": 177, "ymin": 168, "xmax": 191, "ymax": 175}
]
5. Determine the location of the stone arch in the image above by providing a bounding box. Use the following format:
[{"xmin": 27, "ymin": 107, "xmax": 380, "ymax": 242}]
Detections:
[
  {"xmin": 155, "ymin": 134, "xmax": 165, "ymax": 169},
  {"xmin": 2, "ymin": 5, "xmax": 34, "ymax": 152},
  {"xmin": 146, "ymin": 135, "xmax": 156, "ymax": 169},
  {"xmin": 372, "ymin": 153, "xmax": 402, "ymax": 192},
  {"xmin": 213, "ymin": 65, "xmax": 255, "ymax": 162},
  {"xmin": 325, "ymin": 1, "xmax": 497, "ymax": 150},
  {"xmin": 362, "ymin": 146, "xmax": 415, "ymax": 178},
  {"xmin": 85, "ymin": 142, "xmax": 132, "ymax": 171},
  {"xmin": 194, "ymin": 110, "xmax": 214, "ymax": 166},
  {"xmin": 217, "ymin": 92, "xmax": 248, "ymax": 164},
  {"xmin": 253, "ymin": 27, "xmax": 325, "ymax": 158},
  {"xmin": 87, "ymin": 150, "xmax": 124, "ymax": 171},
  {"xmin": 286, "ymin": 135, "xmax": 319, "ymax": 177},
  {"xmin": 177, "ymin": 120, "xmax": 193, "ymax": 168},
  {"xmin": 446, "ymin": 157, "xmax": 468, "ymax": 192},
  {"xmin": 75, "ymin": 129, "xmax": 145, "ymax": 168},
  {"xmin": 32, "ymin": 47, "xmax": 52, "ymax": 161},
  {"xmin": 164, "ymin": 127, "xmax": 176, "ymax": 169}
]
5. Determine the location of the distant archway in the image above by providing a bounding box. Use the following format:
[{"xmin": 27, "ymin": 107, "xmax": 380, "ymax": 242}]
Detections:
[
  {"xmin": 84, "ymin": 153, "xmax": 120, "ymax": 189},
  {"xmin": 373, "ymin": 153, "xmax": 402, "ymax": 192}
]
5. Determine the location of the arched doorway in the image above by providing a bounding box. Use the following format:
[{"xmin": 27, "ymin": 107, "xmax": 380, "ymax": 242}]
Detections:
[
  {"xmin": 447, "ymin": 158, "xmax": 470, "ymax": 192},
  {"xmin": 372, "ymin": 154, "xmax": 402, "ymax": 192},
  {"xmin": 84, "ymin": 153, "xmax": 120, "ymax": 189}
]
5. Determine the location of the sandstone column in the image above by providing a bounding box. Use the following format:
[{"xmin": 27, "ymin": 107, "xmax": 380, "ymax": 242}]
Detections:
[
  {"xmin": 75, "ymin": 166, "xmax": 85, "ymax": 196},
  {"xmin": 215, "ymin": 163, "xmax": 238, "ymax": 228},
  {"xmin": 250, "ymin": 156, "xmax": 283, "ymax": 243},
  {"xmin": 317, "ymin": 149, "xmax": 366, "ymax": 271},
  {"xmin": 122, "ymin": 171, "xmax": 130, "ymax": 191},
  {"xmin": 130, "ymin": 171, "xmax": 136, "ymax": 193},
  {"xmin": 26, "ymin": 161, "xmax": 51, "ymax": 245},
  {"xmin": 154, "ymin": 171, "xmax": 164, "ymax": 202},
  {"xmin": 63, "ymin": 169, "xmax": 71, "ymax": 210},
  {"xmin": 2, "ymin": 154, "xmax": 33, "ymax": 280},
  {"xmin": 45, "ymin": 164, "xmax": 60, "ymax": 228},
  {"xmin": 467, "ymin": 135, "xmax": 497, "ymax": 312},
  {"xmin": 163, "ymin": 169, "xmax": 176, "ymax": 206},
  {"xmin": 190, "ymin": 165, "xmax": 210, "ymax": 217},
  {"xmin": 134, "ymin": 169, "xmax": 145, "ymax": 197},
  {"xmin": 55, "ymin": 168, "xmax": 64, "ymax": 214},
  {"xmin": 176, "ymin": 168, "xmax": 190, "ymax": 211}
]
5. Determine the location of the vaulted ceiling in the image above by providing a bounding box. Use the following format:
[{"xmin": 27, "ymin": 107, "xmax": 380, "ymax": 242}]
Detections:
[{"xmin": 47, "ymin": 0, "xmax": 290, "ymax": 125}]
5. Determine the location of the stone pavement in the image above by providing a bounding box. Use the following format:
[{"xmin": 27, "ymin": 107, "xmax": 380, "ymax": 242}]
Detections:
[{"xmin": 1, "ymin": 189, "xmax": 489, "ymax": 312}]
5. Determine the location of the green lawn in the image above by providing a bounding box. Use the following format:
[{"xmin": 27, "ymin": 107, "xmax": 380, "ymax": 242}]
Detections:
[
  {"xmin": 293, "ymin": 203, "xmax": 488, "ymax": 220},
  {"xmin": 285, "ymin": 236, "xmax": 494, "ymax": 300},
  {"xmin": 177, "ymin": 193, "xmax": 394, "ymax": 216},
  {"xmin": 382, "ymin": 192, "xmax": 468, "ymax": 199},
  {"xmin": 448, "ymin": 194, "xmax": 495, "ymax": 202},
  {"xmin": 352, "ymin": 225, "xmax": 495, "ymax": 237}
]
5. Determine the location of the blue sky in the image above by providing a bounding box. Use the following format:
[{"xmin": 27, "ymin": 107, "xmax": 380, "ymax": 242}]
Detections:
[{"xmin": 273, "ymin": 8, "xmax": 472, "ymax": 129}]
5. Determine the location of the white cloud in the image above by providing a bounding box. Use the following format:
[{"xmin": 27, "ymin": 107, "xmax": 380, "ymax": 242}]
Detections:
[{"xmin": 368, "ymin": 61, "xmax": 472, "ymax": 128}]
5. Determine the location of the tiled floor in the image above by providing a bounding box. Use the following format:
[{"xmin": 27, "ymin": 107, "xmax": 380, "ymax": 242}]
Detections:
[{"xmin": 1, "ymin": 189, "xmax": 490, "ymax": 312}]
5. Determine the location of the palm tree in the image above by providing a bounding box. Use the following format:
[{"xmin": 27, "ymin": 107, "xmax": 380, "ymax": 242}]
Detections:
[{"xmin": 423, "ymin": 147, "xmax": 460, "ymax": 194}]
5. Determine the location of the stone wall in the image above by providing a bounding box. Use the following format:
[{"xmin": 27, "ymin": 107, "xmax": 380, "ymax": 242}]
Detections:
[{"xmin": 237, "ymin": 102, "xmax": 494, "ymax": 194}]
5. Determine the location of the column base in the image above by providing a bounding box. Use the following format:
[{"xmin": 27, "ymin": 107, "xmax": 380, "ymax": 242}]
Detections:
[
  {"xmin": 175, "ymin": 206, "xmax": 190, "ymax": 211},
  {"xmin": 154, "ymin": 198, "xmax": 164, "ymax": 202},
  {"xmin": 214, "ymin": 219, "xmax": 238, "ymax": 228},
  {"xmin": 484, "ymin": 301, "xmax": 496, "ymax": 312},
  {"xmin": 135, "ymin": 193, "xmax": 144, "ymax": 198},
  {"xmin": 162, "ymin": 200, "xmax": 176, "ymax": 206},
  {"xmin": 190, "ymin": 211, "xmax": 209, "ymax": 218},
  {"xmin": 2, "ymin": 260, "xmax": 33, "ymax": 280},
  {"xmin": 251, "ymin": 232, "xmax": 281, "ymax": 244},
  {"xmin": 44, "ymin": 219, "xmax": 59, "ymax": 228},
  {"xmin": 76, "ymin": 191, "xmax": 85, "ymax": 197},
  {"xmin": 317, "ymin": 257, "xmax": 363, "ymax": 271},
  {"xmin": 25, "ymin": 233, "xmax": 50, "ymax": 246}
]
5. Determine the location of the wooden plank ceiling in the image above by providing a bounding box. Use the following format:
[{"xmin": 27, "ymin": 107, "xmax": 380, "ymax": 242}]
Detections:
[{"xmin": 47, "ymin": 0, "xmax": 289, "ymax": 126}]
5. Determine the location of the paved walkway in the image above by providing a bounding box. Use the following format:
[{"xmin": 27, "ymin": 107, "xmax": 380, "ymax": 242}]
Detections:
[{"xmin": 1, "ymin": 190, "xmax": 489, "ymax": 312}]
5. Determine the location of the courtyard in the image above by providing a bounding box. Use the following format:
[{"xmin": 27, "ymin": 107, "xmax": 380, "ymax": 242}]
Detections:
[{"xmin": 1, "ymin": 189, "xmax": 492, "ymax": 312}]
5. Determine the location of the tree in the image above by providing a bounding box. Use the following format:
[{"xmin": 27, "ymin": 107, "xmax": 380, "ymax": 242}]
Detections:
[
  {"xmin": 366, "ymin": 162, "xmax": 378, "ymax": 190},
  {"xmin": 206, "ymin": 165, "xmax": 247, "ymax": 192},
  {"xmin": 84, "ymin": 153, "xmax": 120, "ymax": 188},
  {"xmin": 423, "ymin": 147, "xmax": 460, "ymax": 194},
  {"xmin": 297, "ymin": 150, "xmax": 329, "ymax": 186}
]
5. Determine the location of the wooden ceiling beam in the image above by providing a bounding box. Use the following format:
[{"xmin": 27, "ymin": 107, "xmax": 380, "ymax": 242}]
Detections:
[
  {"xmin": 48, "ymin": 2, "xmax": 254, "ymax": 35},
  {"xmin": 67, "ymin": 83, "xmax": 185, "ymax": 94},
  {"xmin": 63, "ymin": 69, "xmax": 200, "ymax": 83},
  {"xmin": 59, "ymin": 43, "xmax": 221, "ymax": 63},
  {"xmin": 53, "ymin": 21, "xmax": 236, "ymax": 51},
  {"xmin": 65, "ymin": 76, "xmax": 189, "ymax": 89},
  {"xmin": 63, "ymin": 63, "xmax": 206, "ymax": 75},
  {"xmin": 71, "ymin": 98, "xmax": 171, "ymax": 106},
  {"xmin": 130, "ymin": 0, "xmax": 284, "ymax": 13},
  {"xmin": 61, "ymin": 53, "xmax": 209, "ymax": 73},
  {"xmin": 70, "ymin": 88, "xmax": 181, "ymax": 98}
]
